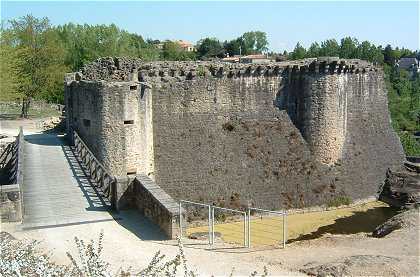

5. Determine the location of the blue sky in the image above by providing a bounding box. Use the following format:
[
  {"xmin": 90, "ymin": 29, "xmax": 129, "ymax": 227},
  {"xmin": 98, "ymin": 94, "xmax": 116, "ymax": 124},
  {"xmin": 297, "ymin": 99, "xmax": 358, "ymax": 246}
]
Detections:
[{"xmin": 1, "ymin": 1, "xmax": 419, "ymax": 52}]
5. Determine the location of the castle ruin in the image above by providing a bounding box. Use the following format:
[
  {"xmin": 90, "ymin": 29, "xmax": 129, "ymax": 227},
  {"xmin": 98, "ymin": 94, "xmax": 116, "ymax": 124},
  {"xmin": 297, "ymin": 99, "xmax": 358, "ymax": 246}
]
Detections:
[{"xmin": 64, "ymin": 57, "xmax": 405, "ymax": 212}]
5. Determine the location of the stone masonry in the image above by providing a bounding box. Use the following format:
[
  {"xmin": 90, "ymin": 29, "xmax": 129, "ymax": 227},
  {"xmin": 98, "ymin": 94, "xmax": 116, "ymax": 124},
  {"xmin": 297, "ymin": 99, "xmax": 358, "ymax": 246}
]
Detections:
[{"xmin": 65, "ymin": 57, "xmax": 405, "ymax": 210}]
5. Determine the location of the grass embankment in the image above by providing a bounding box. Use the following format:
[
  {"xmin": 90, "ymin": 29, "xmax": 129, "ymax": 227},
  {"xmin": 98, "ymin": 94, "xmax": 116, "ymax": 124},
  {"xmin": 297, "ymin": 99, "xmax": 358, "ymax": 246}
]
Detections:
[
  {"xmin": 0, "ymin": 102, "xmax": 60, "ymax": 120},
  {"xmin": 187, "ymin": 201, "xmax": 396, "ymax": 247}
]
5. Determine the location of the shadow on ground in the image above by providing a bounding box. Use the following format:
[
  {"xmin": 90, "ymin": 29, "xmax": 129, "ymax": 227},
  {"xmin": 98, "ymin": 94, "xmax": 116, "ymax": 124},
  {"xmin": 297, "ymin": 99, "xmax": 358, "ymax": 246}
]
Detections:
[
  {"xmin": 58, "ymin": 132, "xmax": 167, "ymax": 241},
  {"xmin": 0, "ymin": 114, "xmax": 20, "ymax": 120},
  {"xmin": 25, "ymin": 132, "xmax": 65, "ymax": 146},
  {"xmin": 112, "ymin": 210, "xmax": 167, "ymax": 241},
  {"xmin": 288, "ymin": 206, "xmax": 400, "ymax": 243}
]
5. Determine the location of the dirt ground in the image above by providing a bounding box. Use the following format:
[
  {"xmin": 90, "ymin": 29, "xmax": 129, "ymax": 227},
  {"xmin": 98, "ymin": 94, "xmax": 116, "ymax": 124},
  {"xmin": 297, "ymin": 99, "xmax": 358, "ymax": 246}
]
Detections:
[
  {"xmin": 1, "ymin": 118, "xmax": 419, "ymax": 276},
  {"xmin": 2, "ymin": 208, "xmax": 419, "ymax": 276}
]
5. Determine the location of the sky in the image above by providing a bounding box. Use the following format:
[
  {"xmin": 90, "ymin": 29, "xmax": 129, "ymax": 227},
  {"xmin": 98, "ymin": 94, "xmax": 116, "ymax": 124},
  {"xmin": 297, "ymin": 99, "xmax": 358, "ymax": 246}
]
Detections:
[{"xmin": 1, "ymin": 1, "xmax": 419, "ymax": 52}]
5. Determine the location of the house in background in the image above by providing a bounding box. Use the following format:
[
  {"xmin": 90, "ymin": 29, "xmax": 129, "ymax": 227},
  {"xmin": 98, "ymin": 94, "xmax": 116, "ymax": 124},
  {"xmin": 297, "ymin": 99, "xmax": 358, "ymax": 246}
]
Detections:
[
  {"xmin": 221, "ymin": 55, "xmax": 241, "ymax": 63},
  {"xmin": 397, "ymin": 57, "xmax": 419, "ymax": 77},
  {"xmin": 239, "ymin": 54, "xmax": 272, "ymax": 64},
  {"xmin": 175, "ymin": 40, "xmax": 196, "ymax": 52}
]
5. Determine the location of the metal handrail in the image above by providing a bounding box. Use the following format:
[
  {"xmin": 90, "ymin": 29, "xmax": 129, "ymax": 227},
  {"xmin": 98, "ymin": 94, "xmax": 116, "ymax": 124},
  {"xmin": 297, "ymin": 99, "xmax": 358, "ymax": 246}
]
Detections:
[
  {"xmin": 0, "ymin": 143, "xmax": 14, "ymax": 168},
  {"xmin": 72, "ymin": 131, "xmax": 116, "ymax": 200},
  {"xmin": 14, "ymin": 127, "xmax": 24, "ymax": 185},
  {"xmin": 0, "ymin": 128, "xmax": 23, "ymax": 184}
]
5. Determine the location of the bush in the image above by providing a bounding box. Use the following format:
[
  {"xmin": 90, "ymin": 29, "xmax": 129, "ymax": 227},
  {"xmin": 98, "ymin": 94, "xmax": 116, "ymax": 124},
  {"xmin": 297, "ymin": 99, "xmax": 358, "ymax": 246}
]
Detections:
[
  {"xmin": 1, "ymin": 231, "xmax": 269, "ymax": 276},
  {"xmin": 399, "ymin": 132, "xmax": 420, "ymax": 156},
  {"xmin": 327, "ymin": 196, "xmax": 352, "ymax": 207}
]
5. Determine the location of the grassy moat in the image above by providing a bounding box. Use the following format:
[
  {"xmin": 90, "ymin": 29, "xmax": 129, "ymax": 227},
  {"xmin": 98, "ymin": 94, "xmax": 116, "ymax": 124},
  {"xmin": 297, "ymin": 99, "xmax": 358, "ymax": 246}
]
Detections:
[{"xmin": 187, "ymin": 201, "xmax": 398, "ymax": 247}]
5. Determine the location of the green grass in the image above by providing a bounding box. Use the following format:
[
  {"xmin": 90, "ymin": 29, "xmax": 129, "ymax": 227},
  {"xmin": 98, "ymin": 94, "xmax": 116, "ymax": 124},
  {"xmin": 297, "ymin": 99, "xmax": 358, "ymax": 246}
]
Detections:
[
  {"xmin": 327, "ymin": 196, "xmax": 352, "ymax": 208},
  {"xmin": 0, "ymin": 102, "xmax": 61, "ymax": 120}
]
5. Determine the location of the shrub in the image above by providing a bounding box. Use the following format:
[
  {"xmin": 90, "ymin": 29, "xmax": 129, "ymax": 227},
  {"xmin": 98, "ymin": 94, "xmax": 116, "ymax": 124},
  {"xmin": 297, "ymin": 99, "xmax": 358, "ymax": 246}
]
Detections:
[
  {"xmin": 1, "ymin": 231, "xmax": 269, "ymax": 276},
  {"xmin": 327, "ymin": 195, "xmax": 352, "ymax": 207}
]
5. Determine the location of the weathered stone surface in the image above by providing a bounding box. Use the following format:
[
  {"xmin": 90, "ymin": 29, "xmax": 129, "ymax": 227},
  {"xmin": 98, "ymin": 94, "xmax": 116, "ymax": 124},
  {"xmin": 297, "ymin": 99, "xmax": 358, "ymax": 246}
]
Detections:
[
  {"xmin": 65, "ymin": 57, "xmax": 405, "ymax": 210},
  {"xmin": 300, "ymin": 255, "xmax": 401, "ymax": 277},
  {"xmin": 379, "ymin": 169, "xmax": 420, "ymax": 209},
  {"xmin": 372, "ymin": 208, "xmax": 419, "ymax": 237}
]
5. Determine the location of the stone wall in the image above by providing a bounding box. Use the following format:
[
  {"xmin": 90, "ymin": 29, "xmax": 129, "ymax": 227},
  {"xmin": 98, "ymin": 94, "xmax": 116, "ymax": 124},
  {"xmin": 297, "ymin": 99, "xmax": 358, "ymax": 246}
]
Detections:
[
  {"xmin": 278, "ymin": 63, "xmax": 405, "ymax": 201},
  {"xmin": 132, "ymin": 175, "xmax": 179, "ymax": 239},
  {"xmin": 65, "ymin": 78, "xmax": 150, "ymax": 176},
  {"xmin": 0, "ymin": 184, "xmax": 22, "ymax": 222},
  {"xmin": 65, "ymin": 57, "xmax": 405, "ymax": 211}
]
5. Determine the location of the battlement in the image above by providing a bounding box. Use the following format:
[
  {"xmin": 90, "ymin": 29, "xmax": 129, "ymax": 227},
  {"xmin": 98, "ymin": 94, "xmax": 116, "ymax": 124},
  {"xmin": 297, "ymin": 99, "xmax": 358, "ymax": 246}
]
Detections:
[
  {"xmin": 76, "ymin": 57, "xmax": 379, "ymax": 84},
  {"xmin": 65, "ymin": 55, "xmax": 403, "ymax": 210}
]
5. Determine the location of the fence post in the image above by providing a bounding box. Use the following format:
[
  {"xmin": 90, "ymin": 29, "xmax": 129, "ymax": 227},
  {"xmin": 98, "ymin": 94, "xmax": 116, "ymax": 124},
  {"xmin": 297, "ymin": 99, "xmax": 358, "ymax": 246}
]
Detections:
[
  {"xmin": 243, "ymin": 213, "xmax": 247, "ymax": 247},
  {"xmin": 247, "ymin": 208, "xmax": 251, "ymax": 248},
  {"xmin": 283, "ymin": 210, "xmax": 287, "ymax": 249},
  {"xmin": 208, "ymin": 204, "xmax": 212, "ymax": 245},
  {"xmin": 179, "ymin": 202, "xmax": 182, "ymax": 241},
  {"xmin": 211, "ymin": 206, "xmax": 215, "ymax": 244}
]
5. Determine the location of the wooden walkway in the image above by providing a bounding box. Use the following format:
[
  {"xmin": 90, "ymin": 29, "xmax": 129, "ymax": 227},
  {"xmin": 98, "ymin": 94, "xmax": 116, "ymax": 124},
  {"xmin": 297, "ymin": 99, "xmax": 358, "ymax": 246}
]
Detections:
[{"xmin": 21, "ymin": 132, "xmax": 113, "ymax": 230}]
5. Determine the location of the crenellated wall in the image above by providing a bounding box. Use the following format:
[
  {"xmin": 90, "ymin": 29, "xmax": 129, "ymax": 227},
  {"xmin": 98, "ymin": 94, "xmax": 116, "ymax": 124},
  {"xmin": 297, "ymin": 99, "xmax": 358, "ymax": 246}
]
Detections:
[{"xmin": 65, "ymin": 57, "xmax": 405, "ymax": 210}]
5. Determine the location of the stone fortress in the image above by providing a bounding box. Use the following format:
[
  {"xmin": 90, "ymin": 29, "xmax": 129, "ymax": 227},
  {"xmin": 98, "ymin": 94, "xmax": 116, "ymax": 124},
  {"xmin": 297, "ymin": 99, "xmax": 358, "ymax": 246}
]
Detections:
[{"xmin": 64, "ymin": 57, "xmax": 405, "ymax": 211}]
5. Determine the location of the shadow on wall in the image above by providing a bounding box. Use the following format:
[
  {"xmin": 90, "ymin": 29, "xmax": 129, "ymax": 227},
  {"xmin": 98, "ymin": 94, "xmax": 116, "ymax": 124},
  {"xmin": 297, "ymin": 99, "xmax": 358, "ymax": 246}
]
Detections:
[{"xmin": 287, "ymin": 206, "xmax": 400, "ymax": 243}]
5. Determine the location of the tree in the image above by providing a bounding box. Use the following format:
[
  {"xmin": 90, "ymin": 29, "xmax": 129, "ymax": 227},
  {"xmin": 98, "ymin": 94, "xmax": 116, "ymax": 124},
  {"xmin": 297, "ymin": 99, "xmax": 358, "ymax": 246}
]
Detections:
[
  {"xmin": 240, "ymin": 31, "xmax": 269, "ymax": 54},
  {"xmin": 6, "ymin": 15, "xmax": 68, "ymax": 117},
  {"xmin": 290, "ymin": 42, "xmax": 306, "ymax": 60},
  {"xmin": 196, "ymin": 38, "xmax": 224, "ymax": 59},
  {"xmin": 319, "ymin": 39, "xmax": 340, "ymax": 57},
  {"xmin": 383, "ymin": 44, "xmax": 398, "ymax": 66},
  {"xmin": 224, "ymin": 38, "xmax": 243, "ymax": 56},
  {"xmin": 0, "ymin": 24, "xmax": 21, "ymax": 102},
  {"xmin": 340, "ymin": 37, "xmax": 359, "ymax": 59},
  {"xmin": 162, "ymin": 41, "xmax": 195, "ymax": 61},
  {"xmin": 307, "ymin": 42, "xmax": 321, "ymax": 57}
]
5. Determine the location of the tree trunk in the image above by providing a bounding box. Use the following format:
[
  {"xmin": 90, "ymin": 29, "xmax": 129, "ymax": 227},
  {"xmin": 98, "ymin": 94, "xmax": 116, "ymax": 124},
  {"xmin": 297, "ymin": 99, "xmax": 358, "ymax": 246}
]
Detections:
[{"xmin": 20, "ymin": 97, "xmax": 31, "ymax": 119}]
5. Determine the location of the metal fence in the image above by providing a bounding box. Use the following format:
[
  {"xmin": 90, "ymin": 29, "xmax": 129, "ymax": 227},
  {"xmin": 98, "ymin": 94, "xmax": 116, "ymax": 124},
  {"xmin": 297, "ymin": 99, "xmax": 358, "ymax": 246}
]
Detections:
[
  {"xmin": 179, "ymin": 200, "xmax": 287, "ymax": 249},
  {"xmin": 212, "ymin": 205, "xmax": 248, "ymax": 247},
  {"xmin": 248, "ymin": 208, "xmax": 286, "ymax": 249},
  {"xmin": 179, "ymin": 200, "xmax": 212, "ymax": 245}
]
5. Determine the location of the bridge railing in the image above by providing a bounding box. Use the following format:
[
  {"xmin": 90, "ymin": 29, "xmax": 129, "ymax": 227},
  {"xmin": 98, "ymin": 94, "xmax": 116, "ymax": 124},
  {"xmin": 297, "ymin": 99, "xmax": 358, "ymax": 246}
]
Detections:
[
  {"xmin": 0, "ymin": 127, "xmax": 24, "ymax": 222},
  {"xmin": 0, "ymin": 127, "xmax": 24, "ymax": 184},
  {"xmin": 73, "ymin": 131, "xmax": 116, "ymax": 205}
]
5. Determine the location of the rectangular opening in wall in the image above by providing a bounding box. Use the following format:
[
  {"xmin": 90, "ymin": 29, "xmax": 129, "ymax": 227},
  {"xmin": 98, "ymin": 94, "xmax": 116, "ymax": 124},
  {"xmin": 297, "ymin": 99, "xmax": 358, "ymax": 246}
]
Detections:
[
  {"xmin": 130, "ymin": 85, "xmax": 137, "ymax": 91},
  {"xmin": 83, "ymin": 119, "xmax": 91, "ymax": 127},
  {"xmin": 127, "ymin": 170, "xmax": 137, "ymax": 175},
  {"xmin": 124, "ymin": 120, "xmax": 134, "ymax": 125}
]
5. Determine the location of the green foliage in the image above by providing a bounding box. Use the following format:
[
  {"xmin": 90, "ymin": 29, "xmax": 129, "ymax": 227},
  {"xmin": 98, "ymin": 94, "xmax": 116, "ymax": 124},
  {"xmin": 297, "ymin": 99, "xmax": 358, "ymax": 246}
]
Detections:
[
  {"xmin": 319, "ymin": 39, "xmax": 340, "ymax": 57},
  {"xmin": 327, "ymin": 196, "xmax": 352, "ymax": 208},
  {"xmin": 241, "ymin": 31, "xmax": 269, "ymax": 54},
  {"xmin": 398, "ymin": 132, "xmax": 420, "ymax": 156},
  {"xmin": 307, "ymin": 42, "xmax": 321, "ymax": 58},
  {"xmin": 290, "ymin": 42, "xmax": 306, "ymax": 60},
  {"xmin": 197, "ymin": 65, "xmax": 206, "ymax": 77},
  {"xmin": 224, "ymin": 38, "xmax": 243, "ymax": 56},
  {"xmin": 1, "ymin": 15, "xmax": 69, "ymax": 117},
  {"xmin": 223, "ymin": 31, "xmax": 269, "ymax": 56},
  {"xmin": 289, "ymin": 37, "xmax": 384, "ymax": 64},
  {"xmin": 383, "ymin": 65, "xmax": 420, "ymax": 155},
  {"xmin": 0, "ymin": 25, "xmax": 21, "ymax": 101},
  {"xmin": 55, "ymin": 23, "xmax": 161, "ymax": 70},
  {"xmin": 196, "ymin": 38, "xmax": 224, "ymax": 59},
  {"xmin": 1, "ymin": 231, "xmax": 269, "ymax": 276},
  {"xmin": 162, "ymin": 41, "xmax": 196, "ymax": 61}
]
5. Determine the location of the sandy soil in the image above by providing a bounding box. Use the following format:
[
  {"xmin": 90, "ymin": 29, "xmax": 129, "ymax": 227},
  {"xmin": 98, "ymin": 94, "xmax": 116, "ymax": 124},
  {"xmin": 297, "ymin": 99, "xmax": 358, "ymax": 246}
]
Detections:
[{"xmin": 2, "ymin": 208, "xmax": 419, "ymax": 276}]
